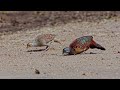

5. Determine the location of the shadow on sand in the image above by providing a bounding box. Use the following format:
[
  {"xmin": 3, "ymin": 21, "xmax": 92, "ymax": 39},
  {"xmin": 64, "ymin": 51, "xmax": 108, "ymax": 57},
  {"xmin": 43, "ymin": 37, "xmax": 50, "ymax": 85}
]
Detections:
[
  {"xmin": 61, "ymin": 52, "xmax": 98, "ymax": 56},
  {"xmin": 27, "ymin": 49, "xmax": 46, "ymax": 52},
  {"xmin": 85, "ymin": 52, "xmax": 97, "ymax": 54}
]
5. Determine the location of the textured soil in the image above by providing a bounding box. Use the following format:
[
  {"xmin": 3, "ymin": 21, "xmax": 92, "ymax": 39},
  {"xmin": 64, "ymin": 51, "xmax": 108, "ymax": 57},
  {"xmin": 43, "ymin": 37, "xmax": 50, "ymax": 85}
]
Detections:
[{"xmin": 0, "ymin": 12, "xmax": 120, "ymax": 79}]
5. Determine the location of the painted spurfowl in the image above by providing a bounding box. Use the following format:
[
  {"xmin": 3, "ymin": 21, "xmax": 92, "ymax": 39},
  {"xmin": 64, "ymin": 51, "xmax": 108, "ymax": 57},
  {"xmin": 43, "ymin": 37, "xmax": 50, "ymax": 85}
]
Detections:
[{"xmin": 63, "ymin": 36, "xmax": 105, "ymax": 55}]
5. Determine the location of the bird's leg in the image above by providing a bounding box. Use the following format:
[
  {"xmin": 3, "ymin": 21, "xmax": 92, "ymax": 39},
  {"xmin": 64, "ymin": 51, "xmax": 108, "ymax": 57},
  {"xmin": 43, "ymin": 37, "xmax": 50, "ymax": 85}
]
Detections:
[
  {"xmin": 53, "ymin": 39, "xmax": 61, "ymax": 44},
  {"xmin": 83, "ymin": 46, "xmax": 89, "ymax": 54},
  {"xmin": 84, "ymin": 46, "xmax": 89, "ymax": 51},
  {"xmin": 39, "ymin": 45, "xmax": 49, "ymax": 51},
  {"xmin": 45, "ymin": 45, "xmax": 49, "ymax": 51}
]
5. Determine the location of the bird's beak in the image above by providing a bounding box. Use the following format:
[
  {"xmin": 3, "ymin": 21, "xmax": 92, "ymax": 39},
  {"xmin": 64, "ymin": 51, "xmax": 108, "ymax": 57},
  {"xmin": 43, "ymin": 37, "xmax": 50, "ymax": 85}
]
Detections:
[
  {"xmin": 62, "ymin": 50, "xmax": 69, "ymax": 56},
  {"xmin": 26, "ymin": 44, "xmax": 30, "ymax": 49},
  {"xmin": 62, "ymin": 52, "xmax": 69, "ymax": 56}
]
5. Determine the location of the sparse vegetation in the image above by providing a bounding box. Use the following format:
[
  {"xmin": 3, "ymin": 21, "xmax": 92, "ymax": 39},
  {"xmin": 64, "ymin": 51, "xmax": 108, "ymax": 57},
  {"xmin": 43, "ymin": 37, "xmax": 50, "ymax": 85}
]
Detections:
[{"xmin": 0, "ymin": 11, "xmax": 119, "ymax": 34}]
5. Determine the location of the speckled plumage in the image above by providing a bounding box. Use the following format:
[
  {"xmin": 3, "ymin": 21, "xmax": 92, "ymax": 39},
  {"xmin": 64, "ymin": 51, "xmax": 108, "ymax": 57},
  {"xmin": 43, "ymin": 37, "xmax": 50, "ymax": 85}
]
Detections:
[
  {"xmin": 27, "ymin": 34, "xmax": 61, "ymax": 50},
  {"xmin": 63, "ymin": 36, "xmax": 105, "ymax": 55}
]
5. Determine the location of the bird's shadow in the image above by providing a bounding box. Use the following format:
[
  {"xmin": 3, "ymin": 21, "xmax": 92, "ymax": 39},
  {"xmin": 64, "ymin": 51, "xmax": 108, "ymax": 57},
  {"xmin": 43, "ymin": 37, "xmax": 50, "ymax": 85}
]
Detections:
[
  {"xmin": 61, "ymin": 52, "xmax": 98, "ymax": 56},
  {"xmin": 85, "ymin": 52, "xmax": 97, "ymax": 54},
  {"xmin": 27, "ymin": 49, "xmax": 46, "ymax": 52}
]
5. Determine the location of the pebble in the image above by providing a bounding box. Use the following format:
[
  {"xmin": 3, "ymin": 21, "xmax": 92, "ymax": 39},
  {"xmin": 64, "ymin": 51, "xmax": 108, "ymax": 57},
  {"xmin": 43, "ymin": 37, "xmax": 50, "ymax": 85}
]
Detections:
[
  {"xmin": 82, "ymin": 73, "xmax": 86, "ymax": 76},
  {"xmin": 35, "ymin": 69, "xmax": 40, "ymax": 74}
]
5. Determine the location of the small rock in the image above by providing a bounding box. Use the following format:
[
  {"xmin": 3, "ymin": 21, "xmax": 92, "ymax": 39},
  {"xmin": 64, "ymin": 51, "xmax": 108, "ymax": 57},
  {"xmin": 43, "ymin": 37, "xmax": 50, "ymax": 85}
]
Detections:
[
  {"xmin": 90, "ymin": 52, "xmax": 96, "ymax": 54},
  {"xmin": 111, "ymin": 31, "xmax": 114, "ymax": 33},
  {"xmin": 96, "ymin": 73, "xmax": 98, "ymax": 75},
  {"xmin": 48, "ymin": 64, "xmax": 51, "ymax": 66},
  {"xmin": 118, "ymin": 51, "xmax": 120, "ymax": 53},
  {"xmin": 43, "ymin": 72, "xmax": 46, "ymax": 74},
  {"xmin": 35, "ymin": 69, "xmax": 40, "ymax": 74},
  {"xmin": 82, "ymin": 73, "xmax": 86, "ymax": 76},
  {"xmin": 101, "ymin": 58, "xmax": 104, "ymax": 60},
  {"xmin": 116, "ymin": 57, "xmax": 118, "ymax": 58}
]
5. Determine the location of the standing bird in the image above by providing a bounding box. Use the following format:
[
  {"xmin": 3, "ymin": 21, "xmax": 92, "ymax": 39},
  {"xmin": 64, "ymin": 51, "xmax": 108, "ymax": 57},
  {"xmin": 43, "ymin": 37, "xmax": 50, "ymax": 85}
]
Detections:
[
  {"xmin": 63, "ymin": 36, "xmax": 105, "ymax": 55},
  {"xmin": 27, "ymin": 34, "xmax": 61, "ymax": 51}
]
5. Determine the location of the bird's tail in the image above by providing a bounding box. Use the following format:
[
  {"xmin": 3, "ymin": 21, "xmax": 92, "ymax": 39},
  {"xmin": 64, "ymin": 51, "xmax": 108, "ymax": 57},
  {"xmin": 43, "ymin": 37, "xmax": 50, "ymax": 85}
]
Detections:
[
  {"xmin": 94, "ymin": 43, "xmax": 106, "ymax": 50},
  {"xmin": 90, "ymin": 40, "xmax": 106, "ymax": 50}
]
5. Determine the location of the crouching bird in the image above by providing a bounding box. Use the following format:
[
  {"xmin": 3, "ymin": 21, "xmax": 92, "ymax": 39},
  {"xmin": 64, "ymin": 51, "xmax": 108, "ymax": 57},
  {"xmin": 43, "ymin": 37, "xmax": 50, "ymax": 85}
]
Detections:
[
  {"xmin": 63, "ymin": 36, "xmax": 105, "ymax": 55},
  {"xmin": 27, "ymin": 34, "xmax": 61, "ymax": 51}
]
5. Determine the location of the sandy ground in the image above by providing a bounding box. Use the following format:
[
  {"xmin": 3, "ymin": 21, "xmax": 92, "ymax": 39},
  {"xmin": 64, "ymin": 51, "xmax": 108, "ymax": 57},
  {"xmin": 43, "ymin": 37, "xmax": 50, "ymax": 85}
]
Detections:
[{"xmin": 0, "ymin": 18, "xmax": 120, "ymax": 79}]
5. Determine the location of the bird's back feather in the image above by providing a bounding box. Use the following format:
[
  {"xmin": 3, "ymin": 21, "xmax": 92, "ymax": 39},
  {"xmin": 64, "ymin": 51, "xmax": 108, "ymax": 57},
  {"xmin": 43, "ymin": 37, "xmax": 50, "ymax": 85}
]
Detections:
[
  {"xmin": 69, "ymin": 36, "xmax": 93, "ymax": 54},
  {"xmin": 35, "ymin": 34, "xmax": 56, "ymax": 45}
]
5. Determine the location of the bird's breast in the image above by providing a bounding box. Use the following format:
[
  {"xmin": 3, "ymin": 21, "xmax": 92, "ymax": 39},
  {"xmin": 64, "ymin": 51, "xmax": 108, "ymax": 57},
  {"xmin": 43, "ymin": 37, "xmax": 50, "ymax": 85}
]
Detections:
[{"xmin": 70, "ymin": 40, "xmax": 91, "ymax": 54}]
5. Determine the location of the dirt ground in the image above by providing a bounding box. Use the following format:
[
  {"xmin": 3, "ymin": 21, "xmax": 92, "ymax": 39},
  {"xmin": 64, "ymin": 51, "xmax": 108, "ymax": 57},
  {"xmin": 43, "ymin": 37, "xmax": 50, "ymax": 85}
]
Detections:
[{"xmin": 0, "ymin": 15, "xmax": 120, "ymax": 79}]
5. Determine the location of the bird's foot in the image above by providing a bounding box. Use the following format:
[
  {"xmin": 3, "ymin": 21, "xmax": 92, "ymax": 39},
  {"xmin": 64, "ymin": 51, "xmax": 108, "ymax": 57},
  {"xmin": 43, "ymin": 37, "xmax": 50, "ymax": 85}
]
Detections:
[
  {"xmin": 44, "ymin": 45, "xmax": 49, "ymax": 51},
  {"xmin": 54, "ymin": 40, "xmax": 61, "ymax": 44},
  {"xmin": 45, "ymin": 48, "xmax": 49, "ymax": 51}
]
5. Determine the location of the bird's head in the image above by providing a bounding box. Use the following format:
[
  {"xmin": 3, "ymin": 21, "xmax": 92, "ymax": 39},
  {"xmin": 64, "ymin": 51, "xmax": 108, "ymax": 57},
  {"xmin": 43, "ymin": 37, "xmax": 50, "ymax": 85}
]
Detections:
[
  {"xmin": 27, "ymin": 40, "xmax": 38, "ymax": 48},
  {"xmin": 62, "ymin": 47, "xmax": 71, "ymax": 56},
  {"xmin": 27, "ymin": 43, "xmax": 32, "ymax": 48}
]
